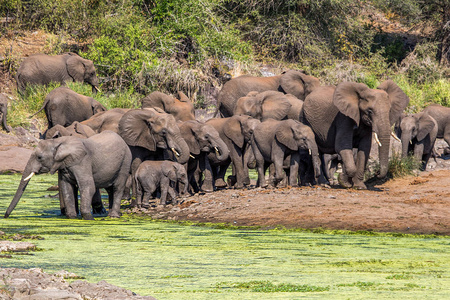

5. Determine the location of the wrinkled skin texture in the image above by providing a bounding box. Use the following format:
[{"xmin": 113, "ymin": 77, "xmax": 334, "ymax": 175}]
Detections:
[
  {"xmin": 80, "ymin": 108, "xmax": 130, "ymax": 133},
  {"xmin": 397, "ymin": 112, "xmax": 438, "ymax": 170},
  {"xmin": 31, "ymin": 86, "xmax": 106, "ymax": 131},
  {"xmin": 45, "ymin": 122, "xmax": 97, "ymax": 140},
  {"xmin": 252, "ymin": 119, "xmax": 321, "ymax": 187},
  {"xmin": 217, "ymin": 70, "xmax": 320, "ymax": 117},
  {"xmin": 141, "ymin": 91, "xmax": 195, "ymax": 121},
  {"xmin": 16, "ymin": 53, "xmax": 99, "ymax": 94},
  {"xmin": 0, "ymin": 94, "xmax": 10, "ymax": 132},
  {"xmin": 118, "ymin": 108, "xmax": 190, "ymax": 203},
  {"xmin": 302, "ymin": 80, "xmax": 409, "ymax": 189},
  {"xmin": 178, "ymin": 120, "xmax": 229, "ymax": 193},
  {"xmin": 206, "ymin": 115, "xmax": 260, "ymax": 189},
  {"xmin": 5, "ymin": 131, "xmax": 132, "ymax": 220},
  {"xmin": 422, "ymin": 104, "xmax": 450, "ymax": 153},
  {"xmin": 135, "ymin": 160, "xmax": 189, "ymax": 207}
]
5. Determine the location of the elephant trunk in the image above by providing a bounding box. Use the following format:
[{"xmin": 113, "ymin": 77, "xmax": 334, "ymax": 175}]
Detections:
[
  {"xmin": 1, "ymin": 109, "xmax": 8, "ymax": 132},
  {"xmin": 308, "ymin": 141, "xmax": 321, "ymax": 180},
  {"xmin": 210, "ymin": 137, "xmax": 229, "ymax": 162},
  {"xmin": 5, "ymin": 157, "xmax": 36, "ymax": 218},
  {"xmin": 401, "ymin": 132, "xmax": 412, "ymax": 158},
  {"xmin": 167, "ymin": 133, "xmax": 190, "ymax": 164},
  {"xmin": 376, "ymin": 122, "xmax": 392, "ymax": 179}
]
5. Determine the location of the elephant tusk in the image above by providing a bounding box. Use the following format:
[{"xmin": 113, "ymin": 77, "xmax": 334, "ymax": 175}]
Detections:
[
  {"xmin": 171, "ymin": 148, "xmax": 180, "ymax": 157},
  {"xmin": 308, "ymin": 148, "xmax": 312, "ymax": 156},
  {"xmin": 374, "ymin": 132, "xmax": 382, "ymax": 147},
  {"xmin": 24, "ymin": 172, "xmax": 35, "ymax": 181},
  {"xmin": 410, "ymin": 140, "xmax": 412, "ymax": 145},
  {"xmin": 391, "ymin": 132, "xmax": 401, "ymax": 142},
  {"xmin": 190, "ymin": 154, "xmax": 195, "ymax": 159},
  {"xmin": 94, "ymin": 86, "xmax": 101, "ymax": 93},
  {"xmin": 214, "ymin": 146, "xmax": 220, "ymax": 155}
]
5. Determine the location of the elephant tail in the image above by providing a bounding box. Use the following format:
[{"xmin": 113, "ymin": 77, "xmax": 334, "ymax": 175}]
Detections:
[{"xmin": 29, "ymin": 98, "xmax": 49, "ymax": 118}]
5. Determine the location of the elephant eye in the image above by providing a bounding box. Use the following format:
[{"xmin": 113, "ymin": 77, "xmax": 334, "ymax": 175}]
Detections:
[{"xmin": 204, "ymin": 134, "xmax": 209, "ymax": 139}]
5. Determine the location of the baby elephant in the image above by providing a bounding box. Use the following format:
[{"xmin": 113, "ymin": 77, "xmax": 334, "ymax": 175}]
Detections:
[{"xmin": 135, "ymin": 160, "xmax": 188, "ymax": 207}]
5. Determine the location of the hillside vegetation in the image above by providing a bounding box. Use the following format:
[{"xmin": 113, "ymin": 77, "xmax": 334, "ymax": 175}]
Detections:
[{"xmin": 1, "ymin": 0, "xmax": 449, "ymax": 128}]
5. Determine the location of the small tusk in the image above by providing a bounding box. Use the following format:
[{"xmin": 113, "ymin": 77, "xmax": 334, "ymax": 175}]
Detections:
[
  {"xmin": 374, "ymin": 132, "xmax": 382, "ymax": 147},
  {"xmin": 391, "ymin": 132, "xmax": 401, "ymax": 142},
  {"xmin": 94, "ymin": 86, "xmax": 101, "ymax": 92},
  {"xmin": 214, "ymin": 147, "xmax": 220, "ymax": 154},
  {"xmin": 190, "ymin": 154, "xmax": 195, "ymax": 159},
  {"xmin": 308, "ymin": 148, "xmax": 312, "ymax": 156},
  {"xmin": 24, "ymin": 172, "xmax": 35, "ymax": 181},
  {"xmin": 171, "ymin": 148, "xmax": 180, "ymax": 157},
  {"xmin": 410, "ymin": 140, "xmax": 412, "ymax": 145}
]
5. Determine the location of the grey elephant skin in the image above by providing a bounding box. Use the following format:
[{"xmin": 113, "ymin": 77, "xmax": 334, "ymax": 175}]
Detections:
[
  {"xmin": 397, "ymin": 111, "xmax": 438, "ymax": 170},
  {"xmin": 5, "ymin": 131, "xmax": 132, "ymax": 220},
  {"xmin": 16, "ymin": 53, "xmax": 99, "ymax": 94},
  {"xmin": 217, "ymin": 70, "xmax": 320, "ymax": 117},
  {"xmin": 252, "ymin": 118, "xmax": 321, "ymax": 187},
  {"xmin": 206, "ymin": 115, "xmax": 260, "ymax": 189},
  {"xmin": 178, "ymin": 120, "xmax": 229, "ymax": 193},
  {"xmin": 80, "ymin": 108, "xmax": 130, "ymax": 133},
  {"xmin": 422, "ymin": 104, "xmax": 450, "ymax": 152},
  {"xmin": 135, "ymin": 160, "xmax": 189, "ymax": 207},
  {"xmin": 30, "ymin": 86, "xmax": 106, "ymax": 132},
  {"xmin": 234, "ymin": 90, "xmax": 304, "ymax": 121},
  {"xmin": 302, "ymin": 80, "xmax": 409, "ymax": 189},
  {"xmin": 45, "ymin": 121, "xmax": 97, "ymax": 140},
  {"xmin": 0, "ymin": 94, "xmax": 10, "ymax": 132},
  {"xmin": 141, "ymin": 91, "xmax": 195, "ymax": 121}
]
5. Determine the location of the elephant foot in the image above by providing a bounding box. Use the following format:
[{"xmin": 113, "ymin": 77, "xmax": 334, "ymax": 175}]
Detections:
[
  {"xmin": 81, "ymin": 213, "xmax": 95, "ymax": 220},
  {"xmin": 130, "ymin": 198, "xmax": 138, "ymax": 208},
  {"xmin": 242, "ymin": 177, "xmax": 251, "ymax": 186},
  {"xmin": 92, "ymin": 205, "xmax": 107, "ymax": 216},
  {"xmin": 338, "ymin": 173, "xmax": 353, "ymax": 189},
  {"xmin": 352, "ymin": 180, "xmax": 367, "ymax": 190},
  {"xmin": 108, "ymin": 210, "xmax": 121, "ymax": 218},
  {"xmin": 227, "ymin": 175, "xmax": 237, "ymax": 187},
  {"xmin": 215, "ymin": 178, "xmax": 227, "ymax": 188}
]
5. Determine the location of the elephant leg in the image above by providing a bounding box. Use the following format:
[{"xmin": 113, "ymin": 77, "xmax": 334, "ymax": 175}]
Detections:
[
  {"xmin": 122, "ymin": 175, "xmax": 132, "ymax": 200},
  {"xmin": 135, "ymin": 179, "xmax": 144, "ymax": 208},
  {"xmin": 57, "ymin": 172, "xmax": 67, "ymax": 216},
  {"xmin": 130, "ymin": 156, "xmax": 143, "ymax": 207},
  {"xmin": 242, "ymin": 144, "xmax": 252, "ymax": 185},
  {"xmin": 200, "ymin": 154, "xmax": 214, "ymax": 192},
  {"xmin": 443, "ymin": 125, "xmax": 450, "ymax": 153},
  {"xmin": 253, "ymin": 144, "xmax": 267, "ymax": 188},
  {"xmin": 168, "ymin": 185, "xmax": 178, "ymax": 204},
  {"xmin": 289, "ymin": 153, "xmax": 300, "ymax": 187},
  {"xmin": 75, "ymin": 174, "xmax": 96, "ymax": 220},
  {"xmin": 414, "ymin": 142, "xmax": 426, "ymax": 171},
  {"xmin": 352, "ymin": 138, "xmax": 371, "ymax": 190},
  {"xmin": 143, "ymin": 183, "xmax": 157, "ymax": 208},
  {"xmin": 160, "ymin": 177, "xmax": 171, "ymax": 206},
  {"xmin": 92, "ymin": 188, "xmax": 106, "ymax": 215},
  {"xmin": 216, "ymin": 160, "xmax": 231, "ymax": 188},
  {"xmin": 59, "ymin": 179, "xmax": 78, "ymax": 219}
]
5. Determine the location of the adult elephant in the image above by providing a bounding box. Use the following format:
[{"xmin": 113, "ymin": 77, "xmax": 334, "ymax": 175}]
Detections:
[
  {"xmin": 206, "ymin": 115, "xmax": 260, "ymax": 189},
  {"xmin": 16, "ymin": 53, "xmax": 100, "ymax": 94},
  {"xmin": 0, "ymin": 94, "xmax": 10, "ymax": 132},
  {"xmin": 30, "ymin": 86, "xmax": 106, "ymax": 130},
  {"xmin": 118, "ymin": 108, "xmax": 190, "ymax": 203},
  {"xmin": 397, "ymin": 112, "xmax": 438, "ymax": 170},
  {"xmin": 141, "ymin": 91, "xmax": 195, "ymax": 121},
  {"xmin": 422, "ymin": 104, "xmax": 450, "ymax": 153},
  {"xmin": 302, "ymin": 80, "xmax": 409, "ymax": 189},
  {"xmin": 5, "ymin": 131, "xmax": 132, "ymax": 220},
  {"xmin": 217, "ymin": 70, "xmax": 320, "ymax": 117},
  {"xmin": 252, "ymin": 119, "xmax": 321, "ymax": 187},
  {"xmin": 234, "ymin": 90, "xmax": 305, "ymax": 121},
  {"xmin": 178, "ymin": 120, "xmax": 229, "ymax": 192},
  {"xmin": 45, "ymin": 121, "xmax": 97, "ymax": 140},
  {"xmin": 80, "ymin": 108, "xmax": 130, "ymax": 133}
]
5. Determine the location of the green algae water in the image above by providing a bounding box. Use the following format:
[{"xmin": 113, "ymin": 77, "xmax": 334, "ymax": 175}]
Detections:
[{"xmin": 1, "ymin": 174, "xmax": 449, "ymax": 299}]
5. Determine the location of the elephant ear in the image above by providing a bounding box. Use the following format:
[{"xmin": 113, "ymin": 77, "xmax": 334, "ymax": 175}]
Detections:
[
  {"xmin": 377, "ymin": 80, "xmax": 410, "ymax": 126},
  {"xmin": 50, "ymin": 138, "xmax": 86, "ymax": 174},
  {"xmin": 73, "ymin": 121, "xmax": 96, "ymax": 138},
  {"xmin": 275, "ymin": 122, "xmax": 297, "ymax": 151},
  {"xmin": 118, "ymin": 109, "xmax": 157, "ymax": 151},
  {"xmin": 417, "ymin": 112, "xmax": 436, "ymax": 141},
  {"xmin": 177, "ymin": 91, "xmax": 190, "ymax": 103},
  {"xmin": 141, "ymin": 91, "xmax": 174, "ymax": 110},
  {"xmin": 179, "ymin": 122, "xmax": 201, "ymax": 155},
  {"xmin": 224, "ymin": 117, "xmax": 245, "ymax": 148},
  {"xmin": 280, "ymin": 70, "xmax": 320, "ymax": 100},
  {"xmin": 91, "ymin": 99, "xmax": 107, "ymax": 114},
  {"xmin": 333, "ymin": 82, "xmax": 370, "ymax": 126},
  {"xmin": 66, "ymin": 54, "xmax": 85, "ymax": 82},
  {"xmin": 260, "ymin": 91, "xmax": 292, "ymax": 121}
]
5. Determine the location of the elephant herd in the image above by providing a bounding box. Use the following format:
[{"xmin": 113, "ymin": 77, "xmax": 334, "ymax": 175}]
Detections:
[{"xmin": 3, "ymin": 53, "xmax": 450, "ymax": 220}]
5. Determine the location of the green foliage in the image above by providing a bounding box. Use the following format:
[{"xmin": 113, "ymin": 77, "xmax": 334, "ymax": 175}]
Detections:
[
  {"xmin": 387, "ymin": 153, "xmax": 421, "ymax": 178},
  {"xmin": 216, "ymin": 280, "xmax": 330, "ymax": 292}
]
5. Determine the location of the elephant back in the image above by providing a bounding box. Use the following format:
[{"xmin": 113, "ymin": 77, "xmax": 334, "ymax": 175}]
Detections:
[{"xmin": 302, "ymin": 86, "xmax": 338, "ymax": 144}]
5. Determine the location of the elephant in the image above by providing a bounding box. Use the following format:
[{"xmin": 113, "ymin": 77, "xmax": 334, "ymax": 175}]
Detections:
[
  {"xmin": 422, "ymin": 104, "xmax": 450, "ymax": 154},
  {"xmin": 45, "ymin": 121, "xmax": 97, "ymax": 140},
  {"xmin": 80, "ymin": 108, "xmax": 130, "ymax": 133},
  {"xmin": 16, "ymin": 53, "xmax": 100, "ymax": 94},
  {"xmin": 141, "ymin": 91, "xmax": 195, "ymax": 121},
  {"xmin": 118, "ymin": 108, "xmax": 190, "ymax": 203},
  {"xmin": 216, "ymin": 70, "xmax": 320, "ymax": 117},
  {"xmin": 251, "ymin": 118, "xmax": 321, "ymax": 187},
  {"xmin": 397, "ymin": 111, "xmax": 438, "ymax": 170},
  {"xmin": 302, "ymin": 80, "xmax": 410, "ymax": 189},
  {"xmin": 135, "ymin": 160, "xmax": 189, "ymax": 207},
  {"xmin": 0, "ymin": 94, "xmax": 10, "ymax": 132},
  {"xmin": 5, "ymin": 131, "xmax": 132, "ymax": 220},
  {"xmin": 205, "ymin": 115, "xmax": 260, "ymax": 189},
  {"xmin": 233, "ymin": 90, "xmax": 305, "ymax": 121},
  {"xmin": 30, "ymin": 86, "xmax": 106, "ymax": 131},
  {"xmin": 177, "ymin": 120, "xmax": 229, "ymax": 192}
]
